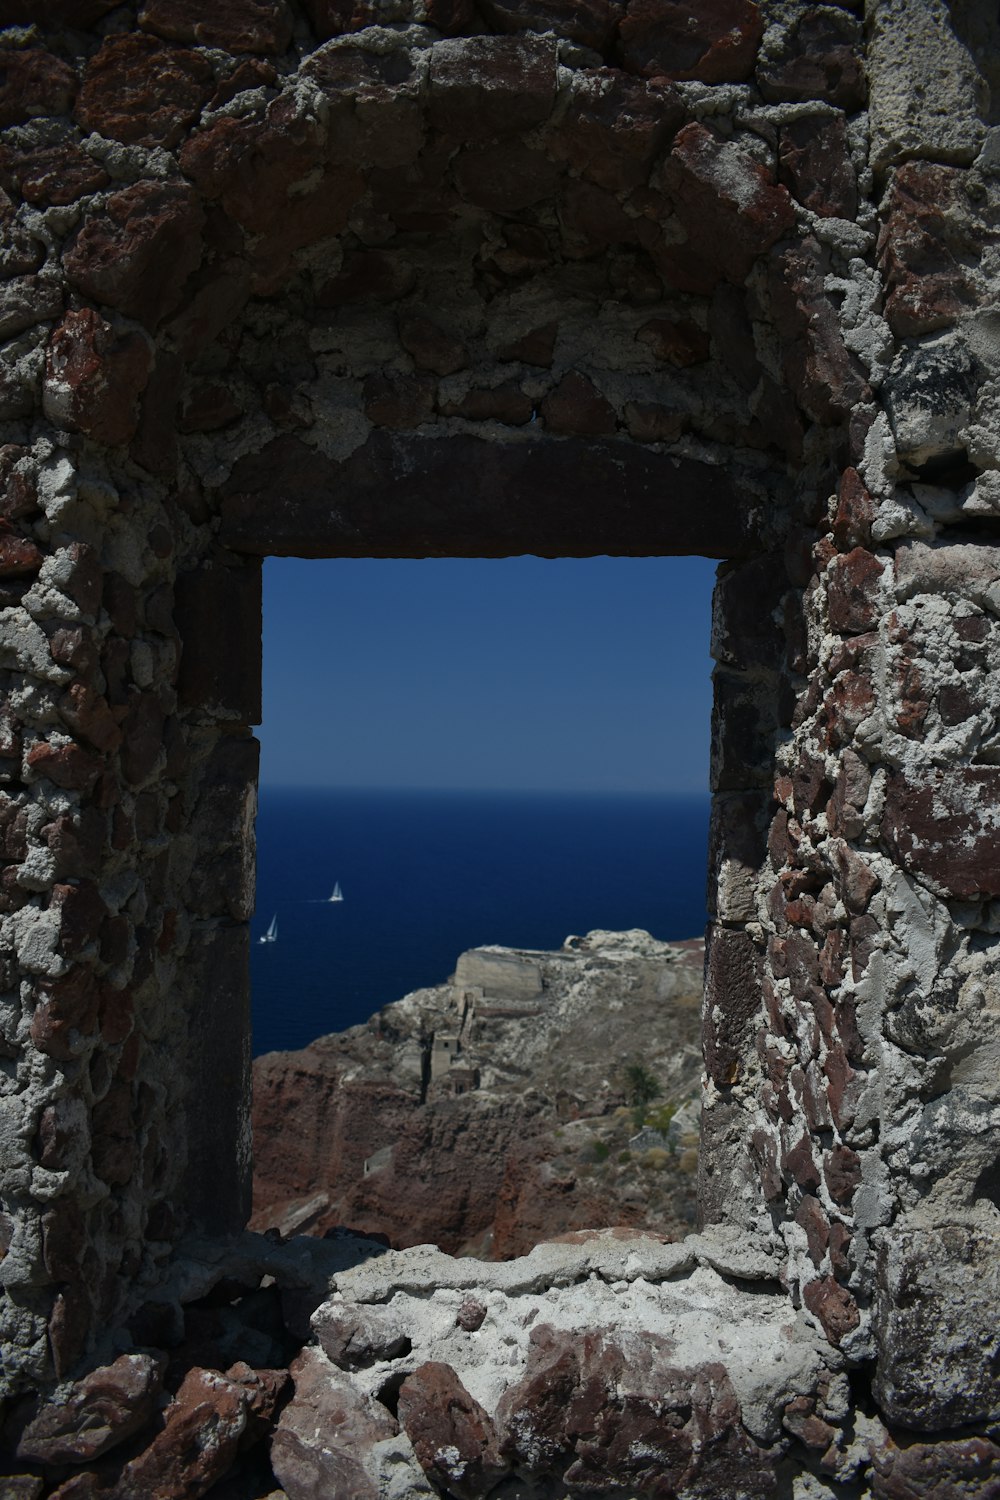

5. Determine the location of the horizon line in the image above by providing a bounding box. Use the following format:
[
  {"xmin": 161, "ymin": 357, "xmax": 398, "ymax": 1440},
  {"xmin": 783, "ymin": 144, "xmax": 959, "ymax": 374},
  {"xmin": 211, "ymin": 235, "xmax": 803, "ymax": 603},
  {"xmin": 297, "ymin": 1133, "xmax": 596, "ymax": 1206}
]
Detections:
[{"xmin": 256, "ymin": 783, "xmax": 712, "ymax": 797}]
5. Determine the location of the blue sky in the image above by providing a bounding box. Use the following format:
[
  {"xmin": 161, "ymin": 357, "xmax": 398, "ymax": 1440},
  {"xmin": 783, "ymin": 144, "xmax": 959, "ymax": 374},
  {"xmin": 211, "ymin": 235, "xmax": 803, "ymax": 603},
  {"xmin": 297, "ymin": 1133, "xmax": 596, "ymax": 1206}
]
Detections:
[{"xmin": 258, "ymin": 555, "xmax": 717, "ymax": 794}]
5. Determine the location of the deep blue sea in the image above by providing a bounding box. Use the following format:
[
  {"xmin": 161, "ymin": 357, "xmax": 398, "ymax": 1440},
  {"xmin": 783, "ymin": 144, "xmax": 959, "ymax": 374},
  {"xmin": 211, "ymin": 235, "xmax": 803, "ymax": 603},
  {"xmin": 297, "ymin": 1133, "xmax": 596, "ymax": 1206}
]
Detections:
[{"xmin": 250, "ymin": 788, "xmax": 710, "ymax": 1056}]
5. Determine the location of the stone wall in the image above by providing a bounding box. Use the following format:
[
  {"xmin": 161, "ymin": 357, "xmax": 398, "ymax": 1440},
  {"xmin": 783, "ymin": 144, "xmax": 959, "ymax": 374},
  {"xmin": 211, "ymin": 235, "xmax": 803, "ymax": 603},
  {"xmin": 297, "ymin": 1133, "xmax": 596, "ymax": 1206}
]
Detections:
[{"xmin": 0, "ymin": 0, "xmax": 998, "ymax": 1483}]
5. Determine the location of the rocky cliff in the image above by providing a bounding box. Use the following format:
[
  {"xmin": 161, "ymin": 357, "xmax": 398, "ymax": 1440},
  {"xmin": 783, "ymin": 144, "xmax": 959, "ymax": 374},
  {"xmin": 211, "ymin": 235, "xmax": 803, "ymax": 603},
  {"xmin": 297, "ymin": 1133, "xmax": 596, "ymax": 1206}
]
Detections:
[{"xmin": 251, "ymin": 930, "xmax": 704, "ymax": 1256}]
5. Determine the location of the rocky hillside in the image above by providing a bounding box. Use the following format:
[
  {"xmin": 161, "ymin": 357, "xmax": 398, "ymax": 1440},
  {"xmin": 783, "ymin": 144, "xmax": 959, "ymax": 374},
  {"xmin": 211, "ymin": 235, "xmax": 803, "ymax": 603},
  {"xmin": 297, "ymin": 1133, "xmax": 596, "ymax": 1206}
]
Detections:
[{"xmin": 251, "ymin": 930, "xmax": 704, "ymax": 1256}]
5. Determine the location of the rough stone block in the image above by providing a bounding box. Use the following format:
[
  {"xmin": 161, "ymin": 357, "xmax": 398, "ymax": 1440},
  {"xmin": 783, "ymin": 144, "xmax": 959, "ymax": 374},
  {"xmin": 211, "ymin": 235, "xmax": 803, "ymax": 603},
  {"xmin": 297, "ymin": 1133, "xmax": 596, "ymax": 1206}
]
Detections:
[
  {"xmin": 175, "ymin": 563, "xmax": 262, "ymax": 723},
  {"xmin": 619, "ymin": 0, "xmax": 763, "ymax": 82},
  {"xmin": 0, "ymin": 45, "xmax": 76, "ymax": 128},
  {"xmin": 874, "ymin": 1223, "xmax": 1000, "ymax": 1428},
  {"xmin": 63, "ymin": 179, "xmax": 205, "ymax": 331},
  {"xmin": 427, "ymin": 36, "xmax": 556, "ymax": 140},
  {"xmin": 139, "ymin": 0, "xmax": 294, "ymax": 52},
  {"xmin": 43, "ymin": 309, "xmax": 153, "ymax": 448},
  {"xmin": 868, "ymin": 0, "xmax": 987, "ymax": 171},
  {"xmin": 75, "ymin": 34, "xmax": 213, "ymax": 149}
]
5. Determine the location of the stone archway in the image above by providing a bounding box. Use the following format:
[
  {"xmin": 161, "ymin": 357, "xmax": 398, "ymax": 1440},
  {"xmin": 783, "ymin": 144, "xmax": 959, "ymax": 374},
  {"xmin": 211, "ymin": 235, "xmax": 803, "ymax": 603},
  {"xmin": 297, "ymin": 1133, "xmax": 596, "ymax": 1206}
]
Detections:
[{"xmin": 2, "ymin": 0, "xmax": 1000, "ymax": 1485}]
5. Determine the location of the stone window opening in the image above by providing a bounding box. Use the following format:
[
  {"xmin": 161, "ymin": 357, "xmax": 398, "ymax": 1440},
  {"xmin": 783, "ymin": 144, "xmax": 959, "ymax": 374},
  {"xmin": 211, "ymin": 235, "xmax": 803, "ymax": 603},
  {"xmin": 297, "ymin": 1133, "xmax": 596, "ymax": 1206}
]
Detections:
[{"xmin": 4, "ymin": 3, "xmax": 1000, "ymax": 1493}]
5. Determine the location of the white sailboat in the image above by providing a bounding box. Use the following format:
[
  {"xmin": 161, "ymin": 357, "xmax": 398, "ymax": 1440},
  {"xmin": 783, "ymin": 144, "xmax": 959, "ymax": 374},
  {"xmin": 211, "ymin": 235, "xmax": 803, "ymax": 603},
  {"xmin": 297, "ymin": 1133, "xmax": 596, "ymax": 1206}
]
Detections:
[
  {"xmin": 259, "ymin": 913, "xmax": 278, "ymax": 944},
  {"xmin": 328, "ymin": 882, "xmax": 344, "ymax": 903}
]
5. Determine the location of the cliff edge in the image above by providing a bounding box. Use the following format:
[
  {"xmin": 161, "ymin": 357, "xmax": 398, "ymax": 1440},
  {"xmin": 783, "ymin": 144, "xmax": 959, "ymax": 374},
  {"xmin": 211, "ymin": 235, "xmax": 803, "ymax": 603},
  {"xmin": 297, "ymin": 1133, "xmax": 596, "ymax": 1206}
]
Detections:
[{"xmin": 251, "ymin": 930, "xmax": 704, "ymax": 1256}]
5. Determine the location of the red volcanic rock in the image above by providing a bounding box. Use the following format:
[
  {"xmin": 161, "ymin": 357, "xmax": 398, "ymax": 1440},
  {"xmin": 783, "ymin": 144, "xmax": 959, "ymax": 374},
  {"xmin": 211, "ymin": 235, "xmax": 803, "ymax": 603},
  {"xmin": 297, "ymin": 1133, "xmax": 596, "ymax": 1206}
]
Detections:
[
  {"xmin": 827, "ymin": 548, "xmax": 885, "ymax": 635},
  {"xmin": 17, "ymin": 1353, "xmax": 165, "ymax": 1465},
  {"xmin": 63, "ymin": 180, "xmax": 204, "ymax": 331},
  {"xmin": 0, "ymin": 46, "xmax": 76, "ymax": 128},
  {"xmin": 878, "ymin": 162, "xmax": 977, "ymax": 338},
  {"xmin": 1, "ymin": 140, "xmax": 108, "ymax": 206},
  {"xmin": 399, "ymin": 313, "xmax": 467, "ymax": 376},
  {"xmin": 871, "ymin": 1436, "xmax": 1000, "ymax": 1499},
  {"xmin": 541, "ymin": 371, "xmax": 616, "ymax": 435},
  {"xmin": 438, "ymin": 381, "xmax": 533, "ymax": 425},
  {"xmin": 399, "ymin": 1363, "xmax": 506, "ymax": 1500},
  {"xmin": 497, "ymin": 1327, "xmax": 773, "ymax": 1493},
  {"xmin": 636, "ymin": 316, "xmax": 709, "ymax": 367},
  {"xmin": 655, "ymin": 122, "xmax": 796, "ymax": 291},
  {"xmin": 0, "ymin": 535, "xmax": 42, "ymax": 577},
  {"xmin": 757, "ymin": 6, "xmax": 865, "ymax": 109},
  {"xmin": 802, "ymin": 1276, "xmax": 859, "ymax": 1347},
  {"xmin": 620, "ymin": 0, "xmax": 763, "ymax": 82},
  {"xmin": 139, "ymin": 0, "xmax": 294, "ymax": 53},
  {"xmin": 832, "ymin": 468, "xmax": 875, "ymax": 551},
  {"xmin": 59, "ymin": 682, "xmax": 122, "ymax": 755},
  {"xmin": 779, "ymin": 114, "xmax": 857, "ymax": 220},
  {"xmin": 44, "ymin": 308, "xmax": 153, "ymax": 447},
  {"xmin": 479, "ymin": 0, "xmax": 620, "ymax": 50},
  {"xmin": 882, "ymin": 768, "xmax": 1000, "ymax": 899},
  {"xmin": 272, "ymin": 1348, "xmax": 397, "ymax": 1500},
  {"xmin": 427, "ymin": 35, "xmax": 556, "ymax": 140},
  {"xmin": 113, "ymin": 1366, "xmax": 250, "ymax": 1499},
  {"xmin": 75, "ymin": 34, "xmax": 213, "ymax": 150},
  {"xmin": 26, "ymin": 739, "xmax": 103, "ymax": 793},
  {"xmin": 548, "ymin": 72, "xmax": 683, "ymax": 193},
  {"xmin": 30, "ymin": 970, "xmax": 101, "ymax": 1061},
  {"xmin": 559, "ymin": 178, "xmax": 636, "ymax": 248}
]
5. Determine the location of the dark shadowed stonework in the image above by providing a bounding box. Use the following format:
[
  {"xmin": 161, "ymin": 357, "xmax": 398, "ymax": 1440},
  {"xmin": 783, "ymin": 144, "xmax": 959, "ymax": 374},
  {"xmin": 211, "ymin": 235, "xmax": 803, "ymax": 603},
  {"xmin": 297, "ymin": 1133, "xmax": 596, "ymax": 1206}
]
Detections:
[{"xmin": 1, "ymin": 0, "xmax": 999, "ymax": 1494}]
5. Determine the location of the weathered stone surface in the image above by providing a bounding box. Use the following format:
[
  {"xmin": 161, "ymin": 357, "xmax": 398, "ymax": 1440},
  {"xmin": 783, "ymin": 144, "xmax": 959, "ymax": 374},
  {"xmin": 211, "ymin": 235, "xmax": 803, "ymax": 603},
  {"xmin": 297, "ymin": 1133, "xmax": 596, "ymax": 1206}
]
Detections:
[
  {"xmin": 704, "ymin": 925, "xmax": 762, "ymax": 1087},
  {"xmin": 75, "ymin": 34, "xmax": 213, "ymax": 148},
  {"xmin": 868, "ymin": 0, "xmax": 987, "ymax": 170},
  {"xmin": 654, "ymin": 123, "xmax": 796, "ymax": 291},
  {"xmin": 18, "ymin": 1352, "xmax": 164, "ymax": 1464},
  {"xmin": 768, "ymin": 238, "xmax": 869, "ymax": 426},
  {"xmin": 802, "ymin": 1275, "xmax": 860, "ymax": 1348},
  {"xmin": 63, "ymin": 180, "xmax": 205, "ymax": 330},
  {"xmin": 139, "ymin": 0, "xmax": 294, "ymax": 52},
  {"xmin": 399, "ymin": 1361, "xmax": 505, "ymax": 1500},
  {"xmin": 758, "ymin": 7, "xmax": 865, "ymax": 109},
  {"xmin": 398, "ymin": 313, "xmax": 467, "ymax": 376},
  {"xmin": 454, "ymin": 142, "xmax": 560, "ymax": 213},
  {"xmin": 620, "ymin": 0, "xmax": 763, "ymax": 82},
  {"xmin": 875, "ymin": 1223, "xmax": 1000, "ymax": 1429},
  {"xmin": 779, "ymin": 114, "xmax": 858, "ymax": 220},
  {"xmin": 427, "ymin": 36, "xmax": 556, "ymax": 140},
  {"xmin": 882, "ymin": 769, "xmax": 1000, "ymax": 899},
  {"xmin": 43, "ymin": 309, "xmax": 153, "ymax": 447},
  {"xmin": 883, "ymin": 336, "xmax": 976, "ymax": 466}
]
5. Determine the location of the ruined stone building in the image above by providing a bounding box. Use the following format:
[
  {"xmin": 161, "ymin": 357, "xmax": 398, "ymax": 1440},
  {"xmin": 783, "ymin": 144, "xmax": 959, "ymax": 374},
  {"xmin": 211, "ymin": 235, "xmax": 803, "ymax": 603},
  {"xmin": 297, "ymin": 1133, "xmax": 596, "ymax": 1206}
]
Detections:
[{"xmin": 1, "ymin": 0, "xmax": 1000, "ymax": 1493}]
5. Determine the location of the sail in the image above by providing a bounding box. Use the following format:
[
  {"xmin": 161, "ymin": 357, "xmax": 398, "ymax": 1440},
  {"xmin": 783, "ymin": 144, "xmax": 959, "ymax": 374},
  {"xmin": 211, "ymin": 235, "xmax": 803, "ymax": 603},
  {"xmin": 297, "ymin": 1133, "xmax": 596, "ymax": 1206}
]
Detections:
[{"xmin": 330, "ymin": 883, "xmax": 343, "ymax": 902}]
